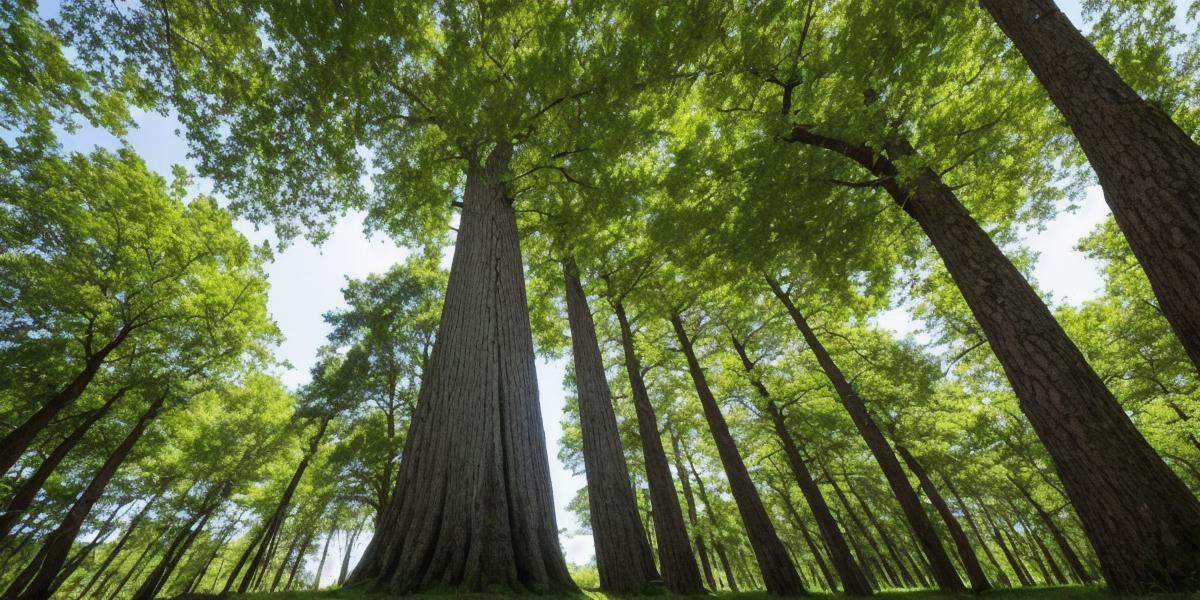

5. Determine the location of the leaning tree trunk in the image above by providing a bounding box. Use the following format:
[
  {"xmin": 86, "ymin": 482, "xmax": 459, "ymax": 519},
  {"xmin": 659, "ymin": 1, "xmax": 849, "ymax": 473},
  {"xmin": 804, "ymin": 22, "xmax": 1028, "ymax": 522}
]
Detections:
[
  {"xmin": 0, "ymin": 387, "xmax": 127, "ymax": 542},
  {"xmin": 895, "ymin": 444, "xmax": 991, "ymax": 591},
  {"xmin": 941, "ymin": 474, "xmax": 1011, "ymax": 588},
  {"xmin": 730, "ymin": 333, "xmax": 872, "ymax": 596},
  {"xmin": 339, "ymin": 520, "xmax": 364, "ymax": 586},
  {"xmin": 787, "ymin": 126, "xmax": 1200, "ymax": 593},
  {"xmin": 766, "ymin": 279, "xmax": 962, "ymax": 592},
  {"xmin": 607, "ymin": 294, "xmax": 704, "ymax": 593},
  {"xmin": 670, "ymin": 431, "xmax": 720, "ymax": 590},
  {"xmin": 561, "ymin": 257, "xmax": 659, "ymax": 594},
  {"xmin": 0, "ymin": 327, "xmax": 131, "ymax": 478},
  {"xmin": 671, "ymin": 314, "xmax": 803, "ymax": 596},
  {"xmin": 4, "ymin": 392, "xmax": 164, "ymax": 600},
  {"xmin": 981, "ymin": 0, "xmax": 1200, "ymax": 375},
  {"xmin": 1008, "ymin": 476, "xmax": 1093, "ymax": 584},
  {"xmin": 348, "ymin": 143, "xmax": 573, "ymax": 594}
]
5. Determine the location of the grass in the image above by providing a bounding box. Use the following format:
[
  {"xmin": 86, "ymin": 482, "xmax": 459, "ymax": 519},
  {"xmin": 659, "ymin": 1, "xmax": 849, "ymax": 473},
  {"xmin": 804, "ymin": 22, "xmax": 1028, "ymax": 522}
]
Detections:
[{"xmin": 231, "ymin": 585, "xmax": 1200, "ymax": 600}]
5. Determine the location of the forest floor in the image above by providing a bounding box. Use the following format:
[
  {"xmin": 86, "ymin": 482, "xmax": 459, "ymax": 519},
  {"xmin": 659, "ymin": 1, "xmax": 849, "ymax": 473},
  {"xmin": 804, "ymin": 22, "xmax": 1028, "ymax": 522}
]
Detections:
[{"xmin": 231, "ymin": 585, "xmax": 1200, "ymax": 600}]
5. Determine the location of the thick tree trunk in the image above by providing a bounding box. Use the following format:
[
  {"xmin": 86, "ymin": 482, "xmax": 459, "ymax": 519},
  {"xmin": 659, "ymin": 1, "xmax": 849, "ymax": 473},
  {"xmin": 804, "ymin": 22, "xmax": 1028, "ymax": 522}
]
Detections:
[
  {"xmin": 730, "ymin": 333, "xmax": 871, "ymax": 595},
  {"xmin": 766, "ymin": 279, "xmax": 961, "ymax": 591},
  {"xmin": 604, "ymin": 295, "xmax": 703, "ymax": 593},
  {"xmin": 4, "ymin": 392, "xmax": 164, "ymax": 600},
  {"xmin": 787, "ymin": 126, "xmax": 1200, "ymax": 592},
  {"xmin": 941, "ymin": 475, "xmax": 1012, "ymax": 588},
  {"xmin": 980, "ymin": 0, "xmax": 1200, "ymax": 375},
  {"xmin": 670, "ymin": 314, "xmax": 803, "ymax": 596},
  {"xmin": 349, "ymin": 144, "xmax": 573, "ymax": 594},
  {"xmin": 0, "ymin": 327, "xmax": 131, "ymax": 478},
  {"xmin": 0, "ymin": 387, "xmax": 127, "ymax": 542},
  {"xmin": 895, "ymin": 444, "xmax": 990, "ymax": 591},
  {"xmin": 670, "ymin": 431, "xmax": 719, "ymax": 590},
  {"xmin": 49, "ymin": 499, "xmax": 129, "ymax": 595},
  {"xmin": 561, "ymin": 257, "xmax": 660, "ymax": 593}
]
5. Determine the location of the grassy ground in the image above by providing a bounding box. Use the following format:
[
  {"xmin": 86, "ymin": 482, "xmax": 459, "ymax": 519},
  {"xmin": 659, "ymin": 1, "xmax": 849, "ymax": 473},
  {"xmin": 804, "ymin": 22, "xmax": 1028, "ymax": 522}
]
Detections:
[{"xmin": 233, "ymin": 585, "xmax": 1200, "ymax": 600}]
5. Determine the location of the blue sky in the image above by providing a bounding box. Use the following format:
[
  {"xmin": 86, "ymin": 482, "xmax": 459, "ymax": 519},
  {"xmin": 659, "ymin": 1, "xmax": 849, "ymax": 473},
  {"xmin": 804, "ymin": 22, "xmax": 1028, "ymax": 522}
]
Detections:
[{"xmin": 45, "ymin": 0, "xmax": 1127, "ymax": 584}]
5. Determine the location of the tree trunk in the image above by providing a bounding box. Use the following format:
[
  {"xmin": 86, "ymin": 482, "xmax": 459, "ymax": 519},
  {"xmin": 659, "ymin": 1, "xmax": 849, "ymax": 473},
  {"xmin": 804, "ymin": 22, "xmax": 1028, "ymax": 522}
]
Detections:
[
  {"xmin": 222, "ymin": 525, "xmax": 264, "ymax": 594},
  {"xmin": 49, "ymin": 498, "xmax": 130, "ymax": 595},
  {"xmin": 770, "ymin": 480, "xmax": 840, "ymax": 593},
  {"xmin": 339, "ymin": 520, "xmax": 364, "ymax": 586},
  {"xmin": 239, "ymin": 417, "xmax": 329, "ymax": 593},
  {"xmin": 281, "ymin": 529, "xmax": 316, "ymax": 591},
  {"xmin": 670, "ymin": 431, "xmax": 719, "ymax": 591},
  {"xmin": 786, "ymin": 125, "xmax": 1200, "ymax": 593},
  {"xmin": 844, "ymin": 485, "xmax": 920, "ymax": 590},
  {"xmin": 561, "ymin": 257, "xmax": 660, "ymax": 593},
  {"xmin": 0, "ymin": 326, "xmax": 132, "ymax": 478},
  {"xmin": 979, "ymin": 502, "xmax": 1033, "ymax": 587},
  {"xmin": 132, "ymin": 481, "xmax": 228, "ymax": 600},
  {"xmin": 895, "ymin": 444, "xmax": 990, "ymax": 591},
  {"xmin": 314, "ymin": 530, "xmax": 333, "ymax": 590},
  {"xmin": 1008, "ymin": 476, "xmax": 1094, "ymax": 584},
  {"xmin": 74, "ymin": 491, "xmax": 161, "ymax": 600},
  {"xmin": 941, "ymin": 474, "xmax": 1012, "ymax": 588},
  {"xmin": 4, "ymin": 392, "xmax": 164, "ymax": 600},
  {"xmin": 766, "ymin": 278, "xmax": 961, "ymax": 592},
  {"xmin": 603, "ymin": 294, "xmax": 703, "ymax": 594},
  {"xmin": 0, "ymin": 387, "xmax": 127, "ymax": 542},
  {"xmin": 348, "ymin": 144, "xmax": 573, "ymax": 594},
  {"xmin": 730, "ymin": 333, "xmax": 872, "ymax": 596},
  {"xmin": 106, "ymin": 534, "xmax": 159, "ymax": 600},
  {"xmin": 671, "ymin": 313, "xmax": 804, "ymax": 596},
  {"xmin": 981, "ymin": 0, "xmax": 1200, "ymax": 375},
  {"xmin": 713, "ymin": 540, "xmax": 739, "ymax": 591}
]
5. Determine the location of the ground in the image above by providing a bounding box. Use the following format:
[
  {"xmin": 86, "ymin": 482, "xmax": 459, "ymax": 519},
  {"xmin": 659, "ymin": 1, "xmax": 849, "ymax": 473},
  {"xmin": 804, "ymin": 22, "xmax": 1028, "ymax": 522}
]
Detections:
[{"xmin": 230, "ymin": 586, "xmax": 1200, "ymax": 600}]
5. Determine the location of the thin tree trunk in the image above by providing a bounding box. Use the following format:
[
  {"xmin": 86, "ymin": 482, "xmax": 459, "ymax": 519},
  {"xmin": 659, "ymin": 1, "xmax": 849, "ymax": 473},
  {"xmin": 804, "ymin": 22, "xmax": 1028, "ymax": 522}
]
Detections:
[
  {"xmin": 602, "ymin": 293, "xmax": 703, "ymax": 594},
  {"xmin": 1025, "ymin": 519, "xmax": 1069, "ymax": 585},
  {"xmin": 0, "ymin": 387, "xmax": 128, "ymax": 542},
  {"xmin": 132, "ymin": 482, "xmax": 227, "ymax": 600},
  {"xmin": 730, "ymin": 332, "xmax": 871, "ymax": 595},
  {"xmin": 349, "ymin": 144, "xmax": 574, "ymax": 594},
  {"xmin": 786, "ymin": 125, "xmax": 1200, "ymax": 593},
  {"xmin": 4, "ymin": 392, "xmax": 164, "ymax": 600},
  {"xmin": 941, "ymin": 474, "xmax": 1011, "ymax": 588},
  {"xmin": 825, "ymin": 474, "xmax": 901, "ymax": 589},
  {"xmin": 687, "ymin": 461, "xmax": 737, "ymax": 592},
  {"xmin": 979, "ymin": 501, "xmax": 1033, "ymax": 587},
  {"xmin": 767, "ymin": 277, "xmax": 961, "ymax": 592},
  {"xmin": 771, "ymin": 480, "xmax": 840, "ymax": 593},
  {"xmin": 75, "ymin": 491, "xmax": 161, "ymax": 600},
  {"xmin": 1008, "ymin": 476, "xmax": 1094, "ymax": 584},
  {"xmin": 238, "ymin": 418, "xmax": 329, "ymax": 593},
  {"xmin": 282, "ymin": 529, "xmax": 316, "ymax": 591},
  {"xmin": 671, "ymin": 313, "xmax": 803, "ymax": 596},
  {"xmin": 980, "ymin": 0, "xmax": 1200, "ymax": 376},
  {"xmin": 339, "ymin": 520, "xmax": 364, "ymax": 586},
  {"xmin": 106, "ymin": 535, "xmax": 158, "ymax": 600},
  {"xmin": 561, "ymin": 257, "xmax": 659, "ymax": 593},
  {"xmin": 0, "ymin": 327, "xmax": 132, "ymax": 478},
  {"xmin": 314, "ymin": 530, "xmax": 333, "ymax": 590},
  {"xmin": 895, "ymin": 444, "xmax": 990, "ymax": 591},
  {"xmin": 845, "ymin": 485, "xmax": 921, "ymax": 590},
  {"xmin": 50, "ymin": 498, "xmax": 130, "ymax": 595},
  {"xmin": 713, "ymin": 540, "xmax": 739, "ymax": 591},
  {"xmin": 670, "ymin": 431, "xmax": 719, "ymax": 590},
  {"xmin": 222, "ymin": 525, "xmax": 264, "ymax": 594}
]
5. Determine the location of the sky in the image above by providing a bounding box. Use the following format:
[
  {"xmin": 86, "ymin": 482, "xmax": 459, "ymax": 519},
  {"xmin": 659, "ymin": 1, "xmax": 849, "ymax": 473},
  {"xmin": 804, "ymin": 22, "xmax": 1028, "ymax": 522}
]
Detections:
[{"xmin": 42, "ymin": 0, "xmax": 1123, "ymax": 586}]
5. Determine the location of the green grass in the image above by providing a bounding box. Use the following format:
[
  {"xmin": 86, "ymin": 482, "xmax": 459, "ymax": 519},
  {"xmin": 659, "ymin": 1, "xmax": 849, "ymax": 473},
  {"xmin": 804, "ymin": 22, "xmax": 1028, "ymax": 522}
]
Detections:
[{"xmin": 232, "ymin": 585, "xmax": 1200, "ymax": 600}]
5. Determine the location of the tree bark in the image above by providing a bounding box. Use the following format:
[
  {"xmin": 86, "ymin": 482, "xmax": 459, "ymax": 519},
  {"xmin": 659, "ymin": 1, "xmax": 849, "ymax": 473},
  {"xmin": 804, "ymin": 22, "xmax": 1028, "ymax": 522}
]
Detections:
[
  {"xmin": 766, "ymin": 278, "xmax": 961, "ymax": 592},
  {"xmin": 0, "ymin": 325, "xmax": 132, "ymax": 478},
  {"xmin": 561, "ymin": 257, "xmax": 660, "ymax": 593},
  {"xmin": 895, "ymin": 444, "xmax": 990, "ymax": 591},
  {"xmin": 670, "ymin": 431, "xmax": 719, "ymax": 591},
  {"xmin": 4, "ymin": 392, "xmax": 164, "ymax": 600},
  {"xmin": 603, "ymin": 294, "xmax": 703, "ymax": 594},
  {"xmin": 0, "ymin": 387, "xmax": 128, "ymax": 542},
  {"xmin": 348, "ymin": 144, "xmax": 573, "ymax": 594},
  {"xmin": 786, "ymin": 125, "xmax": 1200, "ymax": 593},
  {"xmin": 729, "ymin": 332, "xmax": 871, "ymax": 595},
  {"xmin": 670, "ymin": 313, "xmax": 804, "ymax": 596},
  {"xmin": 980, "ymin": 0, "xmax": 1200, "ymax": 376}
]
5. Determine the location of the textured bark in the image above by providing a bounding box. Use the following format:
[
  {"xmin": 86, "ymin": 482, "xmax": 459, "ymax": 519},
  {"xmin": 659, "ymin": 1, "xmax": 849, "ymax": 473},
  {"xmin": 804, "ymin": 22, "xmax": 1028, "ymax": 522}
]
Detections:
[
  {"xmin": 671, "ymin": 431, "xmax": 719, "ymax": 591},
  {"xmin": 5, "ymin": 393, "xmax": 164, "ymax": 600},
  {"xmin": 786, "ymin": 126, "xmax": 1200, "ymax": 593},
  {"xmin": 0, "ymin": 326, "xmax": 132, "ymax": 478},
  {"xmin": 670, "ymin": 314, "xmax": 804, "ymax": 596},
  {"xmin": 349, "ymin": 144, "xmax": 573, "ymax": 594},
  {"xmin": 562, "ymin": 257, "xmax": 660, "ymax": 593},
  {"xmin": 0, "ymin": 387, "xmax": 127, "ymax": 542},
  {"xmin": 605, "ymin": 295, "xmax": 703, "ymax": 594},
  {"xmin": 981, "ymin": 0, "xmax": 1200, "ymax": 375},
  {"xmin": 941, "ymin": 475, "xmax": 1012, "ymax": 588},
  {"xmin": 895, "ymin": 444, "xmax": 990, "ymax": 591},
  {"xmin": 767, "ymin": 278, "xmax": 961, "ymax": 592},
  {"xmin": 730, "ymin": 333, "xmax": 871, "ymax": 596}
]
